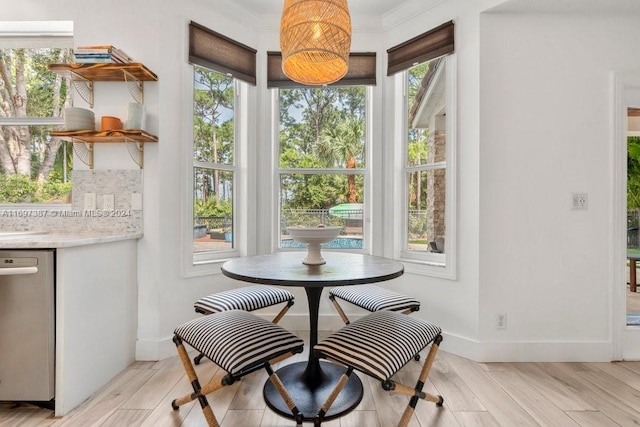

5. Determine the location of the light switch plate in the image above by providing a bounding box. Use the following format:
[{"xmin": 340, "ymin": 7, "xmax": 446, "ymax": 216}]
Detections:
[
  {"xmin": 572, "ymin": 193, "xmax": 588, "ymax": 210},
  {"xmin": 84, "ymin": 193, "xmax": 96, "ymax": 211}
]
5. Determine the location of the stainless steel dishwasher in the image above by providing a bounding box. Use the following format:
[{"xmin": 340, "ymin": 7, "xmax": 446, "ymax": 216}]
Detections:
[{"xmin": 0, "ymin": 249, "xmax": 55, "ymax": 405}]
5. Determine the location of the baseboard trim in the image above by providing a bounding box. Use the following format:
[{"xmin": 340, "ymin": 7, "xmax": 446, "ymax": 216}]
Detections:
[
  {"xmin": 136, "ymin": 336, "xmax": 177, "ymax": 361},
  {"xmin": 136, "ymin": 313, "xmax": 614, "ymax": 362},
  {"xmin": 439, "ymin": 332, "xmax": 613, "ymax": 362}
]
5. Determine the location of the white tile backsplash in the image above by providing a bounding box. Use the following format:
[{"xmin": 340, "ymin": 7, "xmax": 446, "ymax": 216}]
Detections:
[{"xmin": 0, "ymin": 170, "xmax": 143, "ymax": 234}]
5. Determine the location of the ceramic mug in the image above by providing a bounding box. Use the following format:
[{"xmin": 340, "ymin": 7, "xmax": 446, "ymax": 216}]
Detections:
[
  {"xmin": 125, "ymin": 102, "xmax": 146, "ymax": 130},
  {"xmin": 101, "ymin": 116, "xmax": 122, "ymax": 131}
]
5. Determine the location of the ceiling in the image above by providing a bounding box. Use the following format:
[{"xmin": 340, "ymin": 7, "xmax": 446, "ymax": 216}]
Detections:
[
  {"xmin": 213, "ymin": 0, "xmax": 640, "ymax": 32},
  {"xmin": 232, "ymin": 0, "xmax": 412, "ymax": 17},
  {"xmin": 487, "ymin": 0, "xmax": 640, "ymax": 14}
]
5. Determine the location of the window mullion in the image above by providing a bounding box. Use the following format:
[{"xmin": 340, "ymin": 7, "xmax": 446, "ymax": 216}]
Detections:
[
  {"xmin": 405, "ymin": 161, "xmax": 446, "ymax": 173},
  {"xmin": 278, "ymin": 167, "xmax": 366, "ymax": 175},
  {"xmin": 193, "ymin": 160, "xmax": 235, "ymax": 172}
]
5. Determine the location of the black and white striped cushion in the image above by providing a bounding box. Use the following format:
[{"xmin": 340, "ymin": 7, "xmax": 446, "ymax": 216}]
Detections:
[
  {"xmin": 194, "ymin": 285, "xmax": 294, "ymax": 315},
  {"xmin": 314, "ymin": 310, "xmax": 441, "ymax": 381},
  {"xmin": 329, "ymin": 285, "xmax": 420, "ymax": 312},
  {"xmin": 175, "ymin": 310, "xmax": 304, "ymax": 375}
]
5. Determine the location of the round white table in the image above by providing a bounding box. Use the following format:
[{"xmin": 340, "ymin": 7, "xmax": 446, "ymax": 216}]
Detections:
[{"xmin": 221, "ymin": 251, "xmax": 404, "ymax": 422}]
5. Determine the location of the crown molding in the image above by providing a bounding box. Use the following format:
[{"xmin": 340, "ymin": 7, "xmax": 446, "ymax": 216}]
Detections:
[
  {"xmin": 382, "ymin": 0, "xmax": 448, "ymax": 31},
  {"xmin": 196, "ymin": 0, "xmax": 455, "ymax": 37}
]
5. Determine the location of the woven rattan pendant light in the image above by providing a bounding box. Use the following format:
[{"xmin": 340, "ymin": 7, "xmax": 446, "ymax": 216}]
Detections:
[{"xmin": 280, "ymin": 0, "xmax": 352, "ymax": 86}]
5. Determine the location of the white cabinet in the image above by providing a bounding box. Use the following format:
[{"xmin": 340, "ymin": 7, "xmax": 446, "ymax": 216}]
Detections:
[{"xmin": 55, "ymin": 239, "xmax": 137, "ymax": 416}]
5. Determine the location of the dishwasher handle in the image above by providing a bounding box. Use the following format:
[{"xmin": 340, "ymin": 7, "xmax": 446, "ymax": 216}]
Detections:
[{"xmin": 0, "ymin": 266, "xmax": 39, "ymax": 275}]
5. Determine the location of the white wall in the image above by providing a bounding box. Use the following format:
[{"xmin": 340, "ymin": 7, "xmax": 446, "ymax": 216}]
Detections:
[
  {"xmin": 479, "ymin": 8, "xmax": 640, "ymax": 360},
  {"xmin": 381, "ymin": 0, "xmax": 483, "ymax": 360},
  {"xmin": 137, "ymin": 0, "xmax": 266, "ymax": 360}
]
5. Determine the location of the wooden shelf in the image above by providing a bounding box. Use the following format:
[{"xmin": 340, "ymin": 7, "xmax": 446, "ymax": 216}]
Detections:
[
  {"xmin": 50, "ymin": 129, "xmax": 158, "ymax": 143},
  {"xmin": 50, "ymin": 130, "xmax": 157, "ymax": 169},
  {"xmin": 48, "ymin": 61, "xmax": 158, "ymax": 169},
  {"xmin": 48, "ymin": 63, "xmax": 158, "ymax": 82}
]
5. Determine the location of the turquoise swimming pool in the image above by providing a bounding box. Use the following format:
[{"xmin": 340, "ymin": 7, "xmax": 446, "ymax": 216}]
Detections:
[{"xmin": 281, "ymin": 237, "xmax": 363, "ymax": 249}]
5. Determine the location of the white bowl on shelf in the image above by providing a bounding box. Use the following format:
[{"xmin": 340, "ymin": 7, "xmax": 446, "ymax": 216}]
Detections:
[{"xmin": 286, "ymin": 225, "xmax": 341, "ymax": 265}]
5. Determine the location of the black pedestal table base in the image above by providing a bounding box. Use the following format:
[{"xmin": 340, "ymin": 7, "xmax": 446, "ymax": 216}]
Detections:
[{"xmin": 263, "ymin": 360, "xmax": 363, "ymax": 421}]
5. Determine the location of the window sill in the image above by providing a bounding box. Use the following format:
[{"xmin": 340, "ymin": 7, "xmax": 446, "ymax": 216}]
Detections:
[
  {"xmin": 185, "ymin": 250, "xmax": 239, "ymax": 278},
  {"xmin": 399, "ymin": 254, "xmax": 455, "ymax": 280}
]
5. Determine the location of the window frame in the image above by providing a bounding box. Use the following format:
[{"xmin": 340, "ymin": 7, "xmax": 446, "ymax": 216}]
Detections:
[
  {"xmin": 272, "ymin": 86, "xmax": 373, "ymax": 255},
  {"xmin": 188, "ymin": 67, "xmax": 243, "ymax": 270},
  {"xmin": 395, "ymin": 54, "xmax": 457, "ymax": 279},
  {"xmin": 184, "ymin": 22, "xmax": 256, "ymax": 274}
]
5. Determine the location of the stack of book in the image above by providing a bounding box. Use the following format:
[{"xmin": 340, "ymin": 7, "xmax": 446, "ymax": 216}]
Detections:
[{"xmin": 73, "ymin": 46, "xmax": 135, "ymax": 64}]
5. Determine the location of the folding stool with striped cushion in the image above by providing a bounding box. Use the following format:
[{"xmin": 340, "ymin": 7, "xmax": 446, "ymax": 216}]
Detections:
[
  {"xmin": 328, "ymin": 284, "xmax": 420, "ymax": 324},
  {"xmin": 313, "ymin": 310, "xmax": 444, "ymax": 427},
  {"xmin": 172, "ymin": 310, "xmax": 304, "ymax": 427},
  {"xmin": 329, "ymin": 284, "xmax": 421, "ymax": 360},
  {"xmin": 192, "ymin": 285, "xmax": 294, "ymax": 364}
]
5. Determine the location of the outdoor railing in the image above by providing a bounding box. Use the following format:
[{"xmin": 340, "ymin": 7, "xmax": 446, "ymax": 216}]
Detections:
[
  {"xmin": 195, "ymin": 208, "xmax": 432, "ymax": 240},
  {"xmin": 281, "ymin": 209, "xmax": 351, "ymax": 232},
  {"xmin": 195, "ymin": 215, "xmax": 232, "ymax": 231}
]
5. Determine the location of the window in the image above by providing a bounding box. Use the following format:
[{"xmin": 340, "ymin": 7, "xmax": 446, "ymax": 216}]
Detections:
[
  {"xmin": 192, "ymin": 65, "xmax": 236, "ymax": 257},
  {"xmin": 388, "ymin": 21, "xmax": 456, "ymax": 274},
  {"xmin": 277, "ymin": 86, "xmax": 368, "ymax": 250},
  {"xmin": 188, "ymin": 22, "xmax": 255, "ymax": 264},
  {"xmin": 269, "ymin": 52, "xmax": 375, "ymax": 252},
  {"xmin": 404, "ymin": 57, "xmax": 448, "ymax": 260},
  {"xmin": 0, "ymin": 21, "xmax": 73, "ymax": 204}
]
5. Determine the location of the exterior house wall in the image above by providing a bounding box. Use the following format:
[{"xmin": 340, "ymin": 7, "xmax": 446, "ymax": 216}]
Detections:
[{"xmin": 427, "ymin": 118, "xmax": 447, "ymax": 249}]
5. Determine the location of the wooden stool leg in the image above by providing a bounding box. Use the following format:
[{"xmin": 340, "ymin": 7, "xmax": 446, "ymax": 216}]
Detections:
[
  {"xmin": 398, "ymin": 334, "xmax": 444, "ymax": 427},
  {"xmin": 329, "ymin": 295, "xmax": 351, "ymax": 324},
  {"xmin": 271, "ymin": 300, "xmax": 294, "ymax": 324},
  {"xmin": 171, "ymin": 335, "xmax": 220, "ymax": 427},
  {"xmin": 314, "ymin": 367, "xmax": 354, "ymax": 426},
  {"xmin": 265, "ymin": 363, "xmax": 303, "ymax": 426},
  {"xmin": 631, "ymin": 259, "xmax": 637, "ymax": 293}
]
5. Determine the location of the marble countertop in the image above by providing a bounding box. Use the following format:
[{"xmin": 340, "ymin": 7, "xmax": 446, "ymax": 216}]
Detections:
[{"xmin": 0, "ymin": 232, "xmax": 142, "ymax": 249}]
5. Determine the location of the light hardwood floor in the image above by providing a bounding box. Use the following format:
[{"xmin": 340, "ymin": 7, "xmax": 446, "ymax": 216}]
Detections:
[{"xmin": 2, "ymin": 329, "xmax": 640, "ymax": 427}]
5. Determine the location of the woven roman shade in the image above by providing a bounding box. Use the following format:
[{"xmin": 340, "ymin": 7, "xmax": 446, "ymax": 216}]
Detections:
[
  {"xmin": 188, "ymin": 21, "xmax": 257, "ymax": 85},
  {"xmin": 267, "ymin": 52, "xmax": 376, "ymax": 88},
  {"xmin": 280, "ymin": 0, "xmax": 352, "ymax": 86},
  {"xmin": 387, "ymin": 20, "xmax": 454, "ymax": 76}
]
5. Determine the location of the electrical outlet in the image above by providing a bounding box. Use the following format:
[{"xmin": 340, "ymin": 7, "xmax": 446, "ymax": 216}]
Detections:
[
  {"xmin": 496, "ymin": 313, "xmax": 507, "ymax": 330},
  {"xmin": 103, "ymin": 194, "xmax": 114, "ymax": 211},
  {"xmin": 572, "ymin": 193, "xmax": 588, "ymax": 210},
  {"xmin": 84, "ymin": 193, "xmax": 96, "ymax": 211}
]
